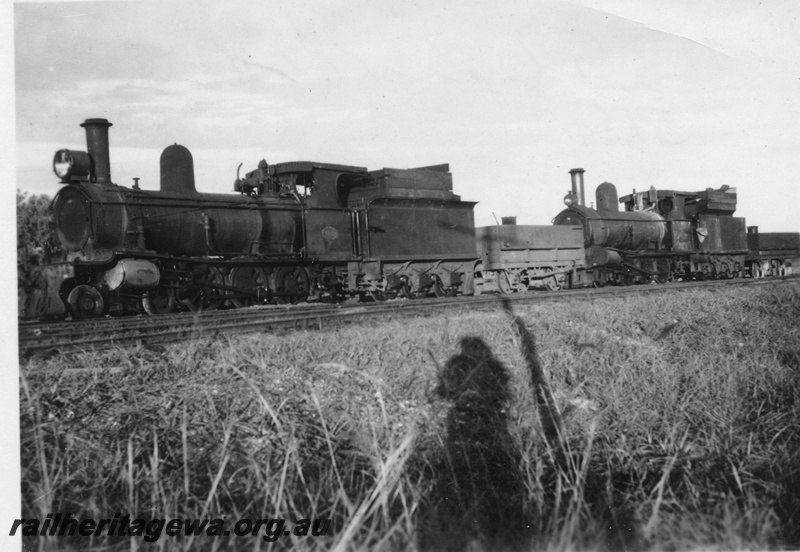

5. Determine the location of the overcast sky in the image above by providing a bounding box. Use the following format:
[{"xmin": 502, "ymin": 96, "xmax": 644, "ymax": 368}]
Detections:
[{"xmin": 11, "ymin": 0, "xmax": 800, "ymax": 232}]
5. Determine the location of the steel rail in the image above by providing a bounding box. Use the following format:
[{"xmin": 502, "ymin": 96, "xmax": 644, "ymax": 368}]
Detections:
[{"xmin": 19, "ymin": 275, "xmax": 798, "ymax": 359}]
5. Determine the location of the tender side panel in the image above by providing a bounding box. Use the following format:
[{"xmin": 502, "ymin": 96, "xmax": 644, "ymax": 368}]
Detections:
[
  {"xmin": 364, "ymin": 198, "xmax": 476, "ymax": 259},
  {"xmin": 749, "ymin": 232, "xmax": 800, "ymax": 255},
  {"xmin": 698, "ymin": 215, "xmax": 747, "ymax": 252},
  {"xmin": 350, "ymin": 166, "xmax": 458, "ymax": 204},
  {"xmin": 476, "ymin": 225, "xmax": 585, "ymax": 270},
  {"xmin": 719, "ymin": 217, "xmax": 748, "ymax": 251}
]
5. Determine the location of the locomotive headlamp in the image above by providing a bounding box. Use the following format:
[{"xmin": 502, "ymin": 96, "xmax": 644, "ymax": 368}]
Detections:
[
  {"xmin": 563, "ymin": 192, "xmax": 577, "ymax": 207},
  {"xmin": 53, "ymin": 149, "xmax": 92, "ymax": 183}
]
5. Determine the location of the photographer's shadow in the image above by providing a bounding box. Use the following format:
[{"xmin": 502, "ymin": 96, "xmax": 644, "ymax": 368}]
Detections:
[{"xmin": 420, "ymin": 337, "xmax": 530, "ymax": 551}]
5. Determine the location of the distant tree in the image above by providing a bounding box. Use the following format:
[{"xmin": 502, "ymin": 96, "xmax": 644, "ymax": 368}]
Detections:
[{"xmin": 16, "ymin": 190, "xmax": 64, "ymax": 268}]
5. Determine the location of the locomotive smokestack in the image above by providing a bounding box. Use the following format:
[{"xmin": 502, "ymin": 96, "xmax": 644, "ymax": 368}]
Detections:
[
  {"xmin": 81, "ymin": 118, "xmax": 113, "ymax": 183},
  {"xmin": 569, "ymin": 168, "xmax": 585, "ymax": 207}
]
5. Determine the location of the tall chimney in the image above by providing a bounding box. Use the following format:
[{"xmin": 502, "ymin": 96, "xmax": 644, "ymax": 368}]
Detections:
[
  {"xmin": 569, "ymin": 168, "xmax": 585, "ymax": 207},
  {"xmin": 81, "ymin": 118, "xmax": 113, "ymax": 184}
]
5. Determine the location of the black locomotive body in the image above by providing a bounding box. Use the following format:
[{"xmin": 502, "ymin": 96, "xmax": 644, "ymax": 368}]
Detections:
[
  {"xmin": 552, "ymin": 168, "xmax": 757, "ymax": 286},
  {"xmin": 17, "ymin": 118, "xmax": 799, "ymax": 320},
  {"xmin": 20, "ymin": 119, "xmax": 478, "ymax": 318}
]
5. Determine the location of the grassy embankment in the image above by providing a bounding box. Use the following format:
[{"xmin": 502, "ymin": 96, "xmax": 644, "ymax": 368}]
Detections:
[{"xmin": 19, "ymin": 281, "xmax": 800, "ymax": 551}]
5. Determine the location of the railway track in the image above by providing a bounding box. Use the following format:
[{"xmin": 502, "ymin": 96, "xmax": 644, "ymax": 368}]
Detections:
[{"xmin": 19, "ymin": 275, "xmax": 798, "ymax": 358}]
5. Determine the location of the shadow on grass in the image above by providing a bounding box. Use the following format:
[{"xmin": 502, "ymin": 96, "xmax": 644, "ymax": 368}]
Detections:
[
  {"xmin": 418, "ymin": 336, "xmax": 532, "ymax": 551},
  {"xmin": 418, "ymin": 298, "xmax": 645, "ymax": 551}
]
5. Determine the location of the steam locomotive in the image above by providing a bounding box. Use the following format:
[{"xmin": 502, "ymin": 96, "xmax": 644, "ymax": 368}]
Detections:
[{"xmin": 18, "ymin": 118, "xmax": 799, "ymax": 319}]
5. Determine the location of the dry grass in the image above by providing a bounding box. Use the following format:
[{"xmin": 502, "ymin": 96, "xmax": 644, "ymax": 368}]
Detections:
[{"xmin": 19, "ymin": 281, "xmax": 800, "ymax": 551}]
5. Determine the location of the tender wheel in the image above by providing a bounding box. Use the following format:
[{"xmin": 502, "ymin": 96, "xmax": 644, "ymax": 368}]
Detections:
[
  {"xmin": 67, "ymin": 285, "xmax": 105, "ymax": 319},
  {"xmin": 412, "ymin": 280, "xmax": 429, "ymax": 299},
  {"xmin": 273, "ymin": 266, "xmax": 310, "ymax": 304},
  {"xmin": 228, "ymin": 266, "xmax": 270, "ymax": 308},
  {"xmin": 543, "ymin": 275, "xmax": 561, "ymax": 291},
  {"xmin": 430, "ymin": 276, "xmax": 446, "ymax": 298},
  {"xmin": 329, "ymin": 282, "xmax": 348, "ymax": 302},
  {"xmin": 431, "ymin": 275, "xmax": 458, "ymax": 297},
  {"xmin": 369, "ymin": 290, "xmax": 389, "ymax": 302},
  {"xmin": 180, "ymin": 265, "xmax": 226, "ymax": 312},
  {"xmin": 398, "ymin": 275, "xmax": 428, "ymax": 299},
  {"xmin": 142, "ymin": 286, "xmax": 177, "ymax": 315},
  {"xmin": 473, "ymin": 266, "xmax": 484, "ymax": 296},
  {"xmin": 395, "ymin": 275, "xmax": 415, "ymax": 300},
  {"xmin": 496, "ymin": 270, "xmax": 514, "ymax": 295}
]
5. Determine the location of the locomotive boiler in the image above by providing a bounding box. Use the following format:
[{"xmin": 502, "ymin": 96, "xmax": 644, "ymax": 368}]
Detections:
[{"xmin": 54, "ymin": 144, "xmax": 302, "ymax": 260}]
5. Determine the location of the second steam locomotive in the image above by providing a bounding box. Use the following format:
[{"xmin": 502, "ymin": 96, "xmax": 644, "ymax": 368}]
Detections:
[{"xmin": 20, "ymin": 118, "xmax": 798, "ymax": 319}]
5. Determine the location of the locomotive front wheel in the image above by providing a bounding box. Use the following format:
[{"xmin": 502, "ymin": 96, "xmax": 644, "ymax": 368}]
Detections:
[
  {"xmin": 273, "ymin": 266, "xmax": 310, "ymax": 304},
  {"xmin": 67, "ymin": 285, "xmax": 106, "ymax": 319},
  {"xmin": 142, "ymin": 287, "xmax": 177, "ymax": 315}
]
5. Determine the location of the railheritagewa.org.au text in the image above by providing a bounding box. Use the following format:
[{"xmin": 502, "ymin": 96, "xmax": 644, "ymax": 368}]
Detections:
[{"xmin": 9, "ymin": 513, "xmax": 331, "ymax": 542}]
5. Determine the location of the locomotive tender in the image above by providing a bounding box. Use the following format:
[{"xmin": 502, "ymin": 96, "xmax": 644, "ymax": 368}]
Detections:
[{"xmin": 18, "ymin": 118, "xmax": 798, "ymax": 319}]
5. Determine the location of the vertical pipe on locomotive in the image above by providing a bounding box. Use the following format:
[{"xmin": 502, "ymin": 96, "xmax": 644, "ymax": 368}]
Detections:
[
  {"xmin": 569, "ymin": 168, "xmax": 586, "ymax": 207},
  {"xmin": 81, "ymin": 118, "xmax": 113, "ymax": 183}
]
